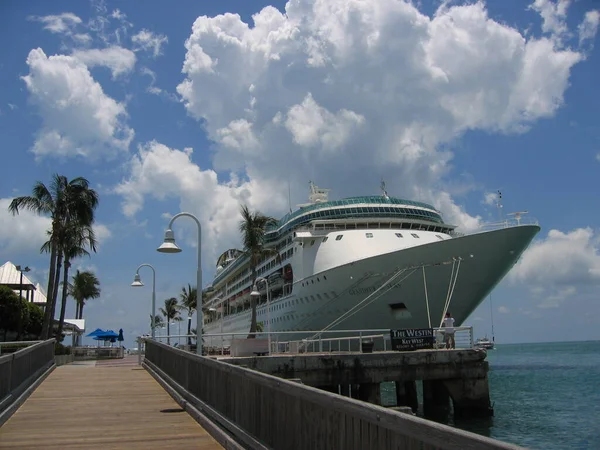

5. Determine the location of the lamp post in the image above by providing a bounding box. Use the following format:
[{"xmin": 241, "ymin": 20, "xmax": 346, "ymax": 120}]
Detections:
[
  {"xmin": 251, "ymin": 277, "xmax": 270, "ymax": 355},
  {"xmin": 131, "ymin": 264, "xmax": 156, "ymax": 339},
  {"xmin": 157, "ymin": 212, "xmax": 203, "ymax": 355},
  {"xmin": 15, "ymin": 265, "xmax": 31, "ymax": 301}
]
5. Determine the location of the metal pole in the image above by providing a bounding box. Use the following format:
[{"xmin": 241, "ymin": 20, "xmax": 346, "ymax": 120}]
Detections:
[
  {"xmin": 266, "ymin": 279, "xmax": 271, "ymax": 355},
  {"xmin": 165, "ymin": 213, "xmax": 203, "ymax": 355},
  {"xmin": 135, "ymin": 264, "xmax": 156, "ymax": 339}
]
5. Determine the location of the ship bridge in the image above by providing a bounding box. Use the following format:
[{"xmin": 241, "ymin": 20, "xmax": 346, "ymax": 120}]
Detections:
[{"xmin": 264, "ymin": 196, "xmax": 445, "ymax": 243}]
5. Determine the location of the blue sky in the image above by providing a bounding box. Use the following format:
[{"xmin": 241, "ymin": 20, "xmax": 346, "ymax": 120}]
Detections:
[{"xmin": 1, "ymin": 0, "xmax": 599, "ymax": 348}]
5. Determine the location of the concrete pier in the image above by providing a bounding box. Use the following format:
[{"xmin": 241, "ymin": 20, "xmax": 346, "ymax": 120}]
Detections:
[{"xmin": 222, "ymin": 348, "xmax": 493, "ymax": 417}]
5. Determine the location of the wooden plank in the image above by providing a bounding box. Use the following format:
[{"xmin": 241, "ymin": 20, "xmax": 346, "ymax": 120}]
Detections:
[{"xmin": 0, "ymin": 364, "xmax": 223, "ymax": 449}]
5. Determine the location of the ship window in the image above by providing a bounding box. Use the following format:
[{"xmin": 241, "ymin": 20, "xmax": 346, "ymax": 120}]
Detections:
[
  {"xmin": 436, "ymin": 235, "xmax": 444, "ymax": 240},
  {"xmin": 336, "ymin": 235, "xmax": 343, "ymax": 241},
  {"xmin": 365, "ymin": 232, "xmax": 373, "ymax": 238},
  {"xmin": 395, "ymin": 232, "xmax": 403, "ymax": 238},
  {"xmin": 310, "ymin": 240, "xmax": 315, "ymax": 246},
  {"xmin": 324, "ymin": 275, "xmax": 327, "ymax": 280},
  {"xmin": 311, "ymin": 295, "xmax": 316, "ymax": 301},
  {"xmin": 317, "ymin": 294, "xmax": 322, "ymax": 300},
  {"xmin": 411, "ymin": 233, "xmax": 419, "ymax": 238},
  {"xmin": 317, "ymin": 277, "xmax": 320, "ymax": 282},
  {"xmin": 323, "ymin": 292, "xmax": 330, "ymax": 299},
  {"xmin": 322, "ymin": 237, "xmax": 328, "ymax": 242}
]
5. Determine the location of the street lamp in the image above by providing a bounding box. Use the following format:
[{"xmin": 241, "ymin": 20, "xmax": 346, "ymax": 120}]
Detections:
[
  {"xmin": 251, "ymin": 277, "xmax": 270, "ymax": 355},
  {"xmin": 131, "ymin": 264, "xmax": 156, "ymax": 339},
  {"xmin": 15, "ymin": 265, "xmax": 30, "ymax": 301},
  {"xmin": 157, "ymin": 212, "xmax": 203, "ymax": 355}
]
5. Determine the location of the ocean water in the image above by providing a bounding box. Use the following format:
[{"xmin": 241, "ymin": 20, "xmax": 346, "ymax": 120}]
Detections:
[{"xmin": 382, "ymin": 341, "xmax": 600, "ymax": 449}]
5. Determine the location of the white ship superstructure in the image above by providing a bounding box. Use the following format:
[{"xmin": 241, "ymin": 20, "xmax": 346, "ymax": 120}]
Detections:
[{"xmin": 204, "ymin": 183, "xmax": 540, "ymax": 341}]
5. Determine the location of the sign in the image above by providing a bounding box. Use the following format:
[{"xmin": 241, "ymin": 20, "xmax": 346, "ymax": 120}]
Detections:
[{"xmin": 390, "ymin": 328, "xmax": 434, "ymax": 351}]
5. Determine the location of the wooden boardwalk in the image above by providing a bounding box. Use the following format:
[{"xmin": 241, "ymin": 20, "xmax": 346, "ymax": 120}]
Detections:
[{"xmin": 0, "ymin": 358, "xmax": 223, "ymax": 449}]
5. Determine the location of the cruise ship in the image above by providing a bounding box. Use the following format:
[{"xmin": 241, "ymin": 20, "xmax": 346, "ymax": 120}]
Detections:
[{"xmin": 203, "ymin": 182, "xmax": 540, "ymax": 342}]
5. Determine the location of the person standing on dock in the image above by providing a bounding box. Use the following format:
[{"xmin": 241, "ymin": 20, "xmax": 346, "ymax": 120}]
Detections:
[{"xmin": 443, "ymin": 312, "xmax": 456, "ymax": 349}]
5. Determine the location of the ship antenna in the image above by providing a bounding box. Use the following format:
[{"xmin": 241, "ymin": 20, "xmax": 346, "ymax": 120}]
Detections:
[
  {"xmin": 496, "ymin": 190, "xmax": 503, "ymax": 221},
  {"xmin": 288, "ymin": 179, "xmax": 292, "ymax": 213},
  {"xmin": 380, "ymin": 178, "xmax": 389, "ymax": 199}
]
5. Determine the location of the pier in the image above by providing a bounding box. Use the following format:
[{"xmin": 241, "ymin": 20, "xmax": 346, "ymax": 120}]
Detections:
[
  {"xmin": 1, "ymin": 339, "xmax": 520, "ymax": 449},
  {"xmin": 222, "ymin": 348, "xmax": 492, "ymax": 417}
]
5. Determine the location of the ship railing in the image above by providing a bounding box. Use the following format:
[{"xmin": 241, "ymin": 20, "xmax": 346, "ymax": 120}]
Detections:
[
  {"xmin": 453, "ymin": 216, "xmax": 539, "ymax": 237},
  {"xmin": 152, "ymin": 326, "xmax": 474, "ymax": 355}
]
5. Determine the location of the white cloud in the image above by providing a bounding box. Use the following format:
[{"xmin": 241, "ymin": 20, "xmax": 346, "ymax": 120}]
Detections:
[
  {"xmin": 510, "ymin": 228, "xmax": 600, "ymax": 306},
  {"xmin": 173, "ymin": 0, "xmax": 585, "ymax": 235},
  {"xmin": 579, "ymin": 10, "xmax": 600, "ymax": 45},
  {"xmin": 72, "ymin": 46, "xmax": 136, "ymax": 79},
  {"xmin": 115, "ymin": 141, "xmax": 286, "ymax": 268},
  {"xmin": 483, "ymin": 192, "xmax": 498, "ymax": 206},
  {"xmin": 29, "ymin": 13, "xmax": 82, "ymax": 35},
  {"xmin": 22, "ymin": 48, "xmax": 134, "ymax": 160},
  {"xmin": 529, "ymin": 0, "xmax": 571, "ymax": 43},
  {"xmin": 498, "ymin": 306, "xmax": 510, "ymax": 314},
  {"xmin": 0, "ymin": 198, "xmax": 51, "ymax": 254},
  {"xmin": 132, "ymin": 30, "xmax": 168, "ymax": 57}
]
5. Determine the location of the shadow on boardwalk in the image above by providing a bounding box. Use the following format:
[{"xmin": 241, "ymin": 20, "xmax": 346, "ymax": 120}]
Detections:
[{"xmin": 0, "ymin": 358, "xmax": 223, "ymax": 449}]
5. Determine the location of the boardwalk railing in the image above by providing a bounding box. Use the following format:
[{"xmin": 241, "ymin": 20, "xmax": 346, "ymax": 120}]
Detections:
[
  {"xmin": 144, "ymin": 340, "xmax": 520, "ymax": 450},
  {"xmin": 0, "ymin": 339, "xmax": 55, "ymax": 420}
]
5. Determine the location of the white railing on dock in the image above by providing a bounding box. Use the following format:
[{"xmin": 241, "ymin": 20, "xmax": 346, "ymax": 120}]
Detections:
[{"xmin": 150, "ymin": 326, "xmax": 474, "ymax": 355}]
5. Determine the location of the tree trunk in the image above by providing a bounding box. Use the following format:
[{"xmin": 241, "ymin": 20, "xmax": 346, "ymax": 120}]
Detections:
[
  {"xmin": 48, "ymin": 252, "xmax": 63, "ymax": 339},
  {"xmin": 79, "ymin": 303, "xmax": 85, "ymax": 321},
  {"xmin": 248, "ymin": 266, "xmax": 257, "ymax": 339},
  {"xmin": 56, "ymin": 260, "xmax": 71, "ymax": 340},
  {"xmin": 187, "ymin": 314, "xmax": 192, "ymax": 346},
  {"xmin": 41, "ymin": 245, "xmax": 59, "ymax": 339},
  {"xmin": 167, "ymin": 322, "xmax": 170, "ymax": 346}
]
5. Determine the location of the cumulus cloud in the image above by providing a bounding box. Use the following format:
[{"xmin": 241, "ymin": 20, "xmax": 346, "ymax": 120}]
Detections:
[
  {"xmin": 0, "ymin": 198, "xmax": 111, "ymax": 255},
  {"xmin": 72, "ymin": 46, "xmax": 136, "ymax": 79},
  {"xmin": 578, "ymin": 10, "xmax": 600, "ymax": 45},
  {"xmin": 22, "ymin": 48, "xmax": 134, "ymax": 160},
  {"xmin": 115, "ymin": 141, "xmax": 286, "ymax": 265},
  {"xmin": 483, "ymin": 192, "xmax": 498, "ymax": 206},
  {"xmin": 173, "ymin": 0, "xmax": 586, "ymax": 232},
  {"xmin": 0, "ymin": 198, "xmax": 51, "ymax": 254},
  {"xmin": 498, "ymin": 306, "xmax": 510, "ymax": 314},
  {"xmin": 510, "ymin": 228, "xmax": 600, "ymax": 306},
  {"xmin": 29, "ymin": 12, "xmax": 82, "ymax": 35},
  {"xmin": 529, "ymin": 0, "xmax": 570, "ymax": 43},
  {"xmin": 132, "ymin": 30, "xmax": 168, "ymax": 57}
]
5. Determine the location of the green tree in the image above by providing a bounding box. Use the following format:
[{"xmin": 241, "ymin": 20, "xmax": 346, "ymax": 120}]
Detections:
[
  {"xmin": 0, "ymin": 286, "xmax": 22, "ymax": 341},
  {"xmin": 239, "ymin": 204, "xmax": 277, "ymax": 338},
  {"xmin": 160, "ymin": 297, "xmax": 182, "ymax": 345},
  {"xmin": 178, "ymin": 284, "xmax": 197, "ymax": 346},
  {"xmin": 56, "ymin": 225, "xmax": 98, "ymax": 339},
  {"xmin": 25, "ymin": 302, "xmax": 43, "ymax": 338},
  {"xmin": 8, "ymin": 175, "xmax": 99, "ymax": 339},
  {"xmin": 70, "ymin": 270, "xmax": 101, "ymax": 321}
]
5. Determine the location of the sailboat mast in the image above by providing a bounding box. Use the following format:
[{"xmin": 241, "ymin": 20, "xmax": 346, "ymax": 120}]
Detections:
[{"xmin": 490, "ymin": 294, "xmax": 495, "ymax": 342}]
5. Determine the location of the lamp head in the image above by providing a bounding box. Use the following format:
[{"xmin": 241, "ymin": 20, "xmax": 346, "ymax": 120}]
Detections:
[
  {"xmin": 157, "ymin": 229, "xmax": 182, "ymax": 253},
  {"xmin": 250, "ymin": 287, "xmax": 260, "ymax": 297},
  {"xmin": 131, "ymin": 273, "xmax": 144, "ymax": 287}
]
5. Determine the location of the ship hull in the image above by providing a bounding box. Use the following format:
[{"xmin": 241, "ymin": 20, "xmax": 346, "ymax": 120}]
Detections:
[{"xmin": 204, "ymin": 225, "xmax": 539, "ymax": 344}]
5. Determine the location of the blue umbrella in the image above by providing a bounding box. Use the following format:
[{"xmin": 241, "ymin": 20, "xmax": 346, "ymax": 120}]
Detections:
[{"xmin": 86, "ymin": 328, "xmax": 106, "ymax": 337}]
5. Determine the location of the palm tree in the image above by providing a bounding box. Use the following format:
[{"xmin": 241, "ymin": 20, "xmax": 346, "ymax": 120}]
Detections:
[
  {"xmin": 160, "ymin": 297, "xmax": 182, "ymax": 345},
  {"xmin": 239, "ymin": 204, "xmax": 277, "ymax": 338},
  {"xmin": 151, "ymin": 314, "xmax": 165, "ymax": 330},
  {"xmin": 8, "ymin": 175, "xmax": 99, "ymax": 339},
  {"xmin": 55, "ymin": 224, "xmax": 98, "ymax": 339},
  {"xmin": 70, "ymin": 270, "xmax": 101, "ymax": 321},
  {"xmin": 178, "ymin": 284, "xmax": 196, "ymax": 346}
]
